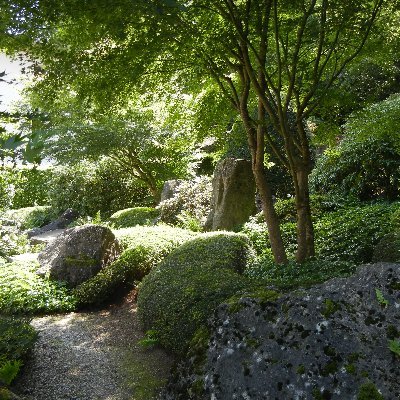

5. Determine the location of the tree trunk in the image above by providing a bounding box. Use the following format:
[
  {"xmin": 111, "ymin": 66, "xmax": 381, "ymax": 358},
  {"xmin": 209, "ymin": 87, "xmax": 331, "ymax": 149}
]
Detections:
[
  {"xmin": 293, "ymin": 164, "xmax": 314, "ymax": 262},
  {"xmin": 253, "ymin": 162, "xmax": 288, "ymax": 265},
  {"xmin": 250, "ymin": 99, "xmax": 288, "ymax": 265}
]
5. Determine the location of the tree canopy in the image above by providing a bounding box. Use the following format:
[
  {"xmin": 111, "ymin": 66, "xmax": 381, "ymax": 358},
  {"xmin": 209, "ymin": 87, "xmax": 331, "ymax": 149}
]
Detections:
[{"xmin": 1, "ymin": 0, "xmax": 399, "ymax": 263}]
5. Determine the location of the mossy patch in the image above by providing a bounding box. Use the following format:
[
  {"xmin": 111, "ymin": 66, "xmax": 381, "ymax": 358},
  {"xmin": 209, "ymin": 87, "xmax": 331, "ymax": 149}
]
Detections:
[
  {"xmin": 321, "ymin": 299, "xmax": 341, "ymax": 318},
  {"xmin": 357, "ymin": 382, "xmax": 384, "ymax": 400},
  {"xmin": 64, "ymin": 256, "xmax": 97, "ymax": 267}
]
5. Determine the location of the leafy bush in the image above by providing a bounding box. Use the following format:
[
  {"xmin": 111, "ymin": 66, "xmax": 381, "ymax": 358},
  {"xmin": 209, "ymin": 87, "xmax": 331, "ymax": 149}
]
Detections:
[
  {"xmin": 311, "ymin": 94, "xmax": 400, "ymax": 202},
  {"xmin": 311, "ymin": 137, "xmax": 400, "ymax": 201},
  {"xmin": 157, "ymin": 176, "xmax": 212, "ymax": 229},
  {"xmin": 0, "ymin": 226, "xmax": 29, "ymax": 258},
  {"xmin": 0, "ymin": 167, "xmax": 52, "ymax": 210},
  {"xmin": 0, "ymin": 261, "xmax": 77, "ymax": 315},
  {"xmin": 372, "ymin": 233, "xmax": 400, "ymax": 263},
  {"xmin": 137, "ymin": 232, "xmax": 253, "ymax": 354},
  {"xmin": 74, "ymin": 226, "xmax": 197, "ymax": 307},
  {"xmin": 0, "ymin": 316, "xmax": 37, "ymax": 386},
  {"xmin": 0, "ymin": 316, "xmax": 37, "ymax": 390},
  {"xmin": 1, "ymin": 206, "xmax": 54, "ymax": 230},
  {"xmin": 241, "ymin": 216, "xmax": 297, "ymax": 257},
  {"xmin": 314, "ymin": 203, "xmax": 400, "ymax": 263},
  {"xmin": 47, "ymin": 158, "xmax": 152, "ymax": 218},
  {"xmin": 109, "ymin": 207, "xmax": 159, "ymax": 228}
]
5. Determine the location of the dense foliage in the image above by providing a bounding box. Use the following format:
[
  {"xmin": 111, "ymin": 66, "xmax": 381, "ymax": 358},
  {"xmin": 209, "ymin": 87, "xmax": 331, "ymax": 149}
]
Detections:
[
  {"xmin": 0, "ymin": 261, "xmax": 77, "ymax": 315},
  {"xmin": 47, "ymin": 159, "xmax": 152, "ymax": 217},
  {"xmin": 0, "ymin": 167, "xmax": 51, "ymax": 210},
  {"xmin": 242, "ymin": 202, "xmax": 400, "ymax": 286},
  {"xmin": 157, "ymin": 176, "xmax": 212, "ymax": 230},
  {"xmin": 0, "ymin": 316, "xmax": 37, "ymax": 387},
  {"xmin": 311, "ymin": 95, "xmax": 400, "ymax": 201},
  {"xmin": 1, "ymin": 206, "xmax": 54, "ymax": 230},
  {"xmin": 137, "ymin": 233, "xmax": 253, "ymax": 354}
]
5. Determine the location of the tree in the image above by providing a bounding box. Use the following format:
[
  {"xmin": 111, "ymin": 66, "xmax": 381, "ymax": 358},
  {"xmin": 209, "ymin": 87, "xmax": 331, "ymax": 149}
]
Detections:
[
  {"xmin": 38, "ymin": 107, "xmax": 191, "ymax": 201},
  {"xmin": 1, "ymin": 0, "xmax": 392, "ymax": 263}
]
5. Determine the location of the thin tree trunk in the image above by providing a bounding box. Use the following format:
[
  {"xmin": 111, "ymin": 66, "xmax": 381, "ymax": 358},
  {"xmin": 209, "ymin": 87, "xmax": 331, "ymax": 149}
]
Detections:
[
  {"xmin": 253, "ymin": 162, "xmax": 288, "ymax": 264},
  {"xmin": 251, "ymin": 99, "xmax": 288, "ymax": 265},
  {"xmin": 293, "ymin": 164, "xmax": 314, "ymax": 262}
]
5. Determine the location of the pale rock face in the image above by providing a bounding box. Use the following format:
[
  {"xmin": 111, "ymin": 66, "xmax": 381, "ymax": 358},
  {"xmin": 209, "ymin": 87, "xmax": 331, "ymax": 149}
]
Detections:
[
  {"xmin": 37, "ymin": 225, "xmax": 121, "ymax": 288},
  {"xmin": 161, "ymin": 263, "xmax": 400, "ymax": 400},
  {"xmin": 206, "ymin": 158, "xmax": 256, "ymax": 231}
]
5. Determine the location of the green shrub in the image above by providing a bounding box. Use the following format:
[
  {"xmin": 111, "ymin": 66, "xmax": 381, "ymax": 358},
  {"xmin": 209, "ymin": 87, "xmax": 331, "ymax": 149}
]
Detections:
[
  {"xmin": 137, "ymin": 232, "xmax": 253, "ymax": 354},
  {"xmin": 74, "ymin": 226, "xmax": 197, "ymax": 307},
  {"xmin": 0, "ymin": 316, "xmax": 37, "ymax": 386},
  {"xmin": 109, "ymin": 207, "xmax": 159, "ymax": 228},
  {"xmin": 243, "ymin": 202, "xmax": 399, "ymax": 264},
  {"xmin": 0, "ymin": 261, "xmax": 76, "ymax": 315},
  {"xmin": 47, "ymin": 159, "xmax": 152, "ymax": 218},
  {"xmin": 310, "ymin": 137, "xmax": 400, "ymax": 201},
  {"xmin": 0, "ymin": 227, "xmax": 29, "ymax": 258},
  {"xmin": 0, "ymin": 167, "xmax": 52, "ymax": 210},
  {"xmin": 314, "ymin": 203, "xmax": 400, "ymax": 263},
  {"xmin": 241, "ymin": 217, "xmax": 297, "ymax": 257},
  {"xmin": 372, "ymin": 233, "xmax": 400, "ymax": 263},
  {"xmin": 2, "ymin": 206, "xmax": 54, "ymax": 230}
]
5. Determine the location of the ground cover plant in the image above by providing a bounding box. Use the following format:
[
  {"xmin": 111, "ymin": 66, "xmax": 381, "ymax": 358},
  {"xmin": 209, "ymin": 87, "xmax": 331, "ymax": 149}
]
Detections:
[
  {"xmin": 0, "ymin": 316, "xmax": 37, "ymax": 391},
  {"xmin": 1, "ymin": 206, "xmax": 54, "ymax": 231},
  {"xmin": 0, "ymin": 260, "xmax": 77, "ymax": 315},
  {"xmin": 242, "ymin": 201, "xmax": 400, "ymax": 289}
]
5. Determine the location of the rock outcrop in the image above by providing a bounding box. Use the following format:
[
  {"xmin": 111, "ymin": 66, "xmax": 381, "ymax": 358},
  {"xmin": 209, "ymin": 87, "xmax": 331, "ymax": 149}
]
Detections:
[
  {"xmin": 205, "ymin": 158, "xmax": 256, "ymax": 231},
  {"xmin": 37, "ymin": 225, "xmax": 120, "ymax": 288},
  {"xmin": 161, "ymin": 263, "xmax": 400, "ymax": 399}
]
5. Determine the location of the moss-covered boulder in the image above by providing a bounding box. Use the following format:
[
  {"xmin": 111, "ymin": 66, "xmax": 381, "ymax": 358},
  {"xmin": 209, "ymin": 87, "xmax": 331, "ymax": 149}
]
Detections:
[
  {"xmin": 109, "ymin": 207, "xmax": 159, "ymax": 228},
  {"xmin": 74, "ymin": 226, "xmax": 197, "ymax": 307},
  {"xmin": 137, "ymin": 232, "xmax": 253, "ymax": 355},
  {"xmin": 37, "ymin": 225, "xmax": 120, "ymax": 288}
]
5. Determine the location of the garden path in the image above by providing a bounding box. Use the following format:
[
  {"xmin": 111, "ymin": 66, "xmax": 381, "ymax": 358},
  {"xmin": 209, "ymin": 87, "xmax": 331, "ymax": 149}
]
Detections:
[{"xmin": 12, "ymin": 294, "xmax": 174, "ymax": 400}]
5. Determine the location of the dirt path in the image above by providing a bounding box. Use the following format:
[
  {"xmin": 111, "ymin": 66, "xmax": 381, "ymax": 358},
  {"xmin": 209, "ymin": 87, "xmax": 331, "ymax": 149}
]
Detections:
[{"xmin": 12, "ymin": 296, "xmax": 174, "ymax": 400}]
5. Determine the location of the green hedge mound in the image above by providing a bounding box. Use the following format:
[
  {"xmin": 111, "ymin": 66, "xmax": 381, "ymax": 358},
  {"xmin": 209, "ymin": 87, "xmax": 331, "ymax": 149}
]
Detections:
[
  {"xmin": 109, "ymin": 207, "xmax": 159, "ymax": 228},
  {"xmin": 137, "ymin": 232, "xmax": 253, "ymax": 355},
  {"xmin": 74, "ymin": 226, "xmax": 197, "ymax": 307}
]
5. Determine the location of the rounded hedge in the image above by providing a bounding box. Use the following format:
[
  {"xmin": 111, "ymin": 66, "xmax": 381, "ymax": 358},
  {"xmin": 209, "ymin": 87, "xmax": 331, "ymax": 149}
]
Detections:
[
  {"xmin": 109, "ymin": 207, "xmax": 159, "ymax": 228},
  {"xmin": 137, "ymin": 232, "xmax": 253, "ymax": 355},
  {"xmin": 74, "ymin": 226, "xmax": 197, "ymax": 307}
]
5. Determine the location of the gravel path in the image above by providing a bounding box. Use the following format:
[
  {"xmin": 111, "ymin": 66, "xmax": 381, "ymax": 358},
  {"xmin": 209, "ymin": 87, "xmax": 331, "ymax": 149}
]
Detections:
[{"xmin": 13, "ymin": 296, "xmax": 174, "ymax": 400}]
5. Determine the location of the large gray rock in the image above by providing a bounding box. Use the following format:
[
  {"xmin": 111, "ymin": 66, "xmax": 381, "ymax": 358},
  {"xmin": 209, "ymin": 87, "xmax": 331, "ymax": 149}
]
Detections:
[
  {"xmin": 205, "ymin": 158, "xmax": 256, "ymax": 231},
  {"xmin": 161, "ymin": 263, "xmax": 400, "ymax": 399},
  {"xmin": 27, "ymin": 208, "xmax": 79, "ymax": 238},
  {"xmin": 37, "ymin": 225, "xmax": 121, "ymax": 288}
]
